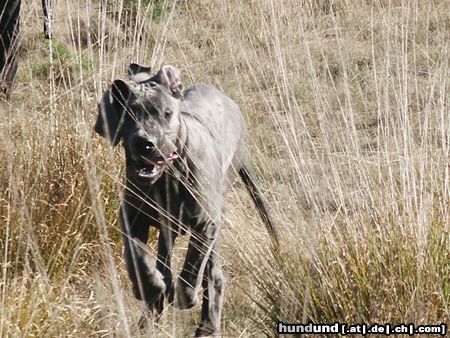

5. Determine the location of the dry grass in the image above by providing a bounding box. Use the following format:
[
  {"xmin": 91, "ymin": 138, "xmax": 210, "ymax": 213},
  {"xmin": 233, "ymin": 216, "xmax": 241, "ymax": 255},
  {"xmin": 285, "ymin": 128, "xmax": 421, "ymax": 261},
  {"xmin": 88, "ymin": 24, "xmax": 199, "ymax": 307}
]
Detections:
[{"xmin": 1, "ymin": 0, "xmax": 448, "ymax": 336}]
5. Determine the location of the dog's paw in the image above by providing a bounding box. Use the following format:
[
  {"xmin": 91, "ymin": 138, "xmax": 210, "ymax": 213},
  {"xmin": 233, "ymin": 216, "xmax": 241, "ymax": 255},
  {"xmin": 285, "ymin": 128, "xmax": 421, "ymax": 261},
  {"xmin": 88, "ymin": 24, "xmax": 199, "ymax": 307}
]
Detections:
[
  {"xmin": 195, "ymin": 323, "xmax": 220, "ymax": 337},
  {"xmin": 174, "ymin": 279, "xmax": 198, "ymax": 309}
]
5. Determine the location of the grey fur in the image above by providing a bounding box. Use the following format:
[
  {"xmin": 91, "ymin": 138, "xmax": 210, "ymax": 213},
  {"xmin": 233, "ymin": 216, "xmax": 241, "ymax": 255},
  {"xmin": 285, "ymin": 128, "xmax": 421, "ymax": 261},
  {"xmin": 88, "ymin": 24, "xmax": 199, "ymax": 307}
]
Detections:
[{"xmin": 94, "ymin": 64, "xmax": 279, "ymax": 337}]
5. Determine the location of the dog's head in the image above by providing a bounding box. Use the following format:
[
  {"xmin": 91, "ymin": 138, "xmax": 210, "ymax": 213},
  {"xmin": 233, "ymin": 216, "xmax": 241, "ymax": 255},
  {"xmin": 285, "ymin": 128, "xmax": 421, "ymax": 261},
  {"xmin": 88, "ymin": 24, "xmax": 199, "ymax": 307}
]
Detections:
[{"xmin": 94, "ymin": 64, "xmax": 185, "ymax": 183}]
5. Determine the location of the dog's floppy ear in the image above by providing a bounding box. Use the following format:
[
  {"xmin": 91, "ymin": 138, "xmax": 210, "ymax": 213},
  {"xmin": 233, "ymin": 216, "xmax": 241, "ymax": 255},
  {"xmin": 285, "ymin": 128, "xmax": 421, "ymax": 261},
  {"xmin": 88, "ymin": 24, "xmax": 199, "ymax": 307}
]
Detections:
[
  {"xmin": 128, "ymin": 63, "xmax": 152, "ymax": 83},
  {"xmin": 159, "ymin": 65, "xmax": 184, "ymax": 98},
  {"xmin": 94, "ymin": 79, "xmax": 131, "ymax": 146}
]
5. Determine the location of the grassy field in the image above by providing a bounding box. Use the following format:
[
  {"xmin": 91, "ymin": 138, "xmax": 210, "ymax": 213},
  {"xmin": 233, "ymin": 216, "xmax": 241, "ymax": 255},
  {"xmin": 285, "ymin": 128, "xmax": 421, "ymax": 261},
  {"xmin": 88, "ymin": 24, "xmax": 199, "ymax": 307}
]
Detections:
[{"xmin": 0, "ymin": 0, "xmax": 448, "ymax": 336}]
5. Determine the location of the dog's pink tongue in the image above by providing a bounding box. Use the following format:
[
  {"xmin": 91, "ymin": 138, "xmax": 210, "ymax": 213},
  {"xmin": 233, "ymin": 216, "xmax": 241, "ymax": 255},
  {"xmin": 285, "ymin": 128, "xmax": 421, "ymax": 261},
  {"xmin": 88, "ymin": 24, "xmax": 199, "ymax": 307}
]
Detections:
[{"xmin": 156, "ymin": 153, "xmax": 179, "ymax": 165}]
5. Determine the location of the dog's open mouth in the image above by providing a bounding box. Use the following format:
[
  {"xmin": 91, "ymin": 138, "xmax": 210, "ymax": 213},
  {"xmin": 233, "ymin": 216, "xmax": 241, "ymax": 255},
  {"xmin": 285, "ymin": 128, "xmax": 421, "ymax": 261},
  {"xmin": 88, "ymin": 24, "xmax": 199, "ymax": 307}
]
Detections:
[{"xmin": 135, "ymin": 153, "xmax": 179, "ymax": 179}]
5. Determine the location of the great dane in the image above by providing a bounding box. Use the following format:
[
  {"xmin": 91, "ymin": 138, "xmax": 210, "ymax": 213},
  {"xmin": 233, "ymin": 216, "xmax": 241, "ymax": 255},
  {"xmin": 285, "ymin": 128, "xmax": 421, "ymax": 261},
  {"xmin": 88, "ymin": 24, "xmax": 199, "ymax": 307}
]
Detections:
[{"xmin": 94, "ymin": 64, "xmax": 279, "ymax": 337}]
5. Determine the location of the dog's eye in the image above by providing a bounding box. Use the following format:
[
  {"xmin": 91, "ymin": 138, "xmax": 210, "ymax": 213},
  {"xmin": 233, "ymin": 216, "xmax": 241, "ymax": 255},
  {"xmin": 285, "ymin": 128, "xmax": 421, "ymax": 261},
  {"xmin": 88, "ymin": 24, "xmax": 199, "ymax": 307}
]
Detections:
[{"xmin": 164, "ymin": 111, "xmax": 172, "ymax": 119}]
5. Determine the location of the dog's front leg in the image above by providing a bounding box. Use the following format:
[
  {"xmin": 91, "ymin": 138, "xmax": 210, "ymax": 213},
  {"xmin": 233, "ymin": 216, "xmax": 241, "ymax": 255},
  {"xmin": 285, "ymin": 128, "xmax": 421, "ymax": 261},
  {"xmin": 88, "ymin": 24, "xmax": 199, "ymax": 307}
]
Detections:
[
  {"xmin": 196, "ymin": 236, "xmax": 225, "ymax": 337},
  {"xmin": 154, "ymin": 223, "xmax": 177, "ymax": 315},
  {"xmin": 175, "ymin": 220, "xmax": 218, "ymax": 310},
  {"xmin": 119, "ymin": 205, "xmax": 165, "ymax": 328}
]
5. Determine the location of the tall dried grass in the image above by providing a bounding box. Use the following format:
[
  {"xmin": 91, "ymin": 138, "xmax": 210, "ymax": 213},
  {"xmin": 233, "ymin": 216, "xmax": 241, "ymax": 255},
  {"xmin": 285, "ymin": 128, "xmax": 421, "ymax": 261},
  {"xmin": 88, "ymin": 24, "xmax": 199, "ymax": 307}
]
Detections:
[{"xmin": 1, "ymin": 0, "xmax": 448, "ymax": 336}]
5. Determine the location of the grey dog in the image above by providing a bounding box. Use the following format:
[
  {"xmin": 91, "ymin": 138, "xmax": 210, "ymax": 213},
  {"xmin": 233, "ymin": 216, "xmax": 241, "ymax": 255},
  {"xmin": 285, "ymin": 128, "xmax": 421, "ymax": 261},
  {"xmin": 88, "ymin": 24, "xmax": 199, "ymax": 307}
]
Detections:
[{"xmin": 94, "ymin": 64, "xmax": 279, "ymax": 337}]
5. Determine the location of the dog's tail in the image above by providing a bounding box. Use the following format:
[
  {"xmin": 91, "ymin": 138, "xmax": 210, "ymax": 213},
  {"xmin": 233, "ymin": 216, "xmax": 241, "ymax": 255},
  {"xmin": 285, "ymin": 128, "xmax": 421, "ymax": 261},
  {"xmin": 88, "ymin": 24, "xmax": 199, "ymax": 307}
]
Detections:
[{"xmin": 239, "ymin": 164, "xmax": 280, "ymax": 250}]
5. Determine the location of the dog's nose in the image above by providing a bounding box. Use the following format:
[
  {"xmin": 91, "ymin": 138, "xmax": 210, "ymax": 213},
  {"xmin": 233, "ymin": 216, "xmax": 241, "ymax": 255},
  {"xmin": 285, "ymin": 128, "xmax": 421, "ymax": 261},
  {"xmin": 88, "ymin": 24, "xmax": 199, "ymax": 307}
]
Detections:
[{"xmin": 133, "ymin": 137, "xmax": 157, "ymax": 157}]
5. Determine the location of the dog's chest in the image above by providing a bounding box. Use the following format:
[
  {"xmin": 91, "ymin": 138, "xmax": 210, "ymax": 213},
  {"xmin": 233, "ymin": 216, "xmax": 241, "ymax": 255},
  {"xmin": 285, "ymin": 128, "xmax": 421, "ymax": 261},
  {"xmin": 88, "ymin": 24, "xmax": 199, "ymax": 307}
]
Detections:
[{"xmin": 147, "ymin": 174, "xmax": 204, "ymax": 230}]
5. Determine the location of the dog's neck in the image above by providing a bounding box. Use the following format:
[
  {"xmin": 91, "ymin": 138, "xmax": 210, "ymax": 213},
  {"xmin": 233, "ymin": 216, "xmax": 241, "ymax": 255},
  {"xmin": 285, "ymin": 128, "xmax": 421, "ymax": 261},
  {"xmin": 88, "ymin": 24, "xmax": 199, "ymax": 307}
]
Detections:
[
  {"xmin": 176, "ymin": 116, "xmax": 188, "ymax": 160},
  {"xmin": 170, "ymin": 116, "xmax": 190, "ymax": 180}
]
